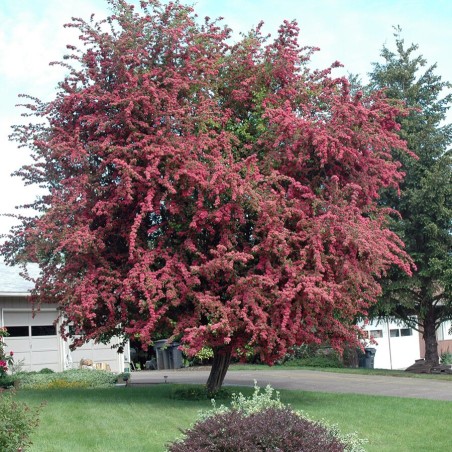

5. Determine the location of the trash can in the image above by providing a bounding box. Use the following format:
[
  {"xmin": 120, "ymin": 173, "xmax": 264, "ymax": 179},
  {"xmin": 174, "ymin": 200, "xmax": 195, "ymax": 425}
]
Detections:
[
  {"xmin": 153, "ymin": 339, "xmax": 183, "ymax": 370},
  {"xmin": 358, "ymin": 347, "xmax": 377, "ymax": 369}
]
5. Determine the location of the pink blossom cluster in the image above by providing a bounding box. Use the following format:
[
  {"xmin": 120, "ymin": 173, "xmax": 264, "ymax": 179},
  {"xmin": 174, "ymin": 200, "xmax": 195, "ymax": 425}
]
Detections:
[
  {"xmin": 0, "ymin": 360, "xmax": 7, "ymax": 373},
  {"xmin": 0, "ymin": 327, "xmax": 14, "ymax": 378}
]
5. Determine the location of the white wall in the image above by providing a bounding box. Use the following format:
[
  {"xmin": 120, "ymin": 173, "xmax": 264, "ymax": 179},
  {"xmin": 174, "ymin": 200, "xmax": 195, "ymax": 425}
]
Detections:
[
  {"xmin": 361, "ymin": 318, "xmax": 421, "ymax": 369},
  {"xmin": 65, "ymin": 336, "xmax": 130, "ymax": 373},
  {"xmin": 1, "ymin": 296, "xmax": 128, "ymax": 373},
  {"xmin": 437, "ymin": 320, "xmax": 452, "ymax": 341}
]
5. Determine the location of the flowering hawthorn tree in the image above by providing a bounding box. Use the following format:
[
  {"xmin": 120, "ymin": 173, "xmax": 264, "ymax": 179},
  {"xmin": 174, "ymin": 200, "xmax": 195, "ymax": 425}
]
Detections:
[{"xmin": 2, "ymin": 1, "xmax": 412, "ymax": 392}]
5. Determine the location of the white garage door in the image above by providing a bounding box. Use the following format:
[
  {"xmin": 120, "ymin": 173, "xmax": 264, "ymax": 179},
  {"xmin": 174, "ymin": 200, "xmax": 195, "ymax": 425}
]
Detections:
[{"xmin": 3, "ymin": 310, "xmax": 61, "ymax": 372}]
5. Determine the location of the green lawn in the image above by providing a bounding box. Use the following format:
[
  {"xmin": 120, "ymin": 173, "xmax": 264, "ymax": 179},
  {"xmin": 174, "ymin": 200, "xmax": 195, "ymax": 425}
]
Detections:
[
  {"xmin": 228, "ymin": 363, "xmax": 452, "ymax": 380},
  {"xmin": 16, "ymin": 384, "xmax": 452, "ymax": 452}
]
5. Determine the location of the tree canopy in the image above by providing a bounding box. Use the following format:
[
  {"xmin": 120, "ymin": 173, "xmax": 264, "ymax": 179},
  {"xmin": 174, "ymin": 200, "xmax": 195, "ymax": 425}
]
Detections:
[
  {"xmin": 368, "ymin": 29, "xmax": 452, "ymax": 365},
  {"xmin": 2, "ymin": 1, "xmax": 412, "ymax": 391}
]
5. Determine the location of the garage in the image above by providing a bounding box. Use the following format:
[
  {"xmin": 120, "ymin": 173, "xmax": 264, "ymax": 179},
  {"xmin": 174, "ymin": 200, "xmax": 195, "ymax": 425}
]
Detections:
[
  {"xmin": 3, "ymin": 309, "xmax": 61, "ymax": 372},
  {"xmin": 1, "ymin": 260, "xmax": 131, "ymax": 374}
]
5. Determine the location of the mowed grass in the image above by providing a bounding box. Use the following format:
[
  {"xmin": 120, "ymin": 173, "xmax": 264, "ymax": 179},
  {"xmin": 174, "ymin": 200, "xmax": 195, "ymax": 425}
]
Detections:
[
  {"xmin": 16, "ymin": 384, "xmax": 452, "ymax": 452},
  {"xmin": 16, "ymin": 385, "xmax": 210, "ymax": 452},
  {"xmin": 228, "ymin": 363, "xmax": 452, "ymax": 381},
  {"xmin": 285, "ymin": 391, "xmax": 452, "ymax": 452}
]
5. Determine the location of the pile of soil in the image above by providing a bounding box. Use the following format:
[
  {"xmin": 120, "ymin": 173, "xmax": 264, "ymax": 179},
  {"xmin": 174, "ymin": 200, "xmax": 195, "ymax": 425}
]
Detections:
[{"xmin": 405, "ymin": 359, "xmax": 452, "ymax": 374}]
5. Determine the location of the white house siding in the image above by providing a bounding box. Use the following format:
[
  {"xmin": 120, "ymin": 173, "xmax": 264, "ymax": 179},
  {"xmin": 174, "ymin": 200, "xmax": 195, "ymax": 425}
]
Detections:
[
  {"xmin": 361, "ymin": 318, "xmax": 421, "ymax": 369},
  {"xmin": 436, "ymin": 320, "xmax": 452, "ymax": 357},
  {"xmin": 66, "ymin": 337, "xmax": 131, "ymax": 373},
  {"xmin": 0, "ymin": 296, "xmax": 128, "ymax": 373}
]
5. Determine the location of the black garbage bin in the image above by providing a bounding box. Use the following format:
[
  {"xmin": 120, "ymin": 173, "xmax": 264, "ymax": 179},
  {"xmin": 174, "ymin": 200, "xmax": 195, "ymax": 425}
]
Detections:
[
  {"xmin": 358, "ymin": 347, "xmax": 377, "ymax": 369},
  {"xmin": 153, "ymin": 339, "xmax": 183, "ymax": 370}
]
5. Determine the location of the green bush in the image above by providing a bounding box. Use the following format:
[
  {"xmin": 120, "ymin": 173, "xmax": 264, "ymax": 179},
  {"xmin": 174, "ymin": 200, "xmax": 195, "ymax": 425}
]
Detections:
[
  {"xmin": 283, "ymin": 355, "xmax": 344, "ymax": 368},
  {"xmin": 184, "ymin": 346, "xmax": 214, "ymax": 366},
  {"xmin": 0, "ymin": 390, "xmax": 43, "ymax": 452},
  {"xmin": 16, "ymin": 369, "xmax": 117, "ymax": 389},
  {"xmin": 440, "ymin": 351, "xmax": 452, "ymax": 365},
  {"xmin": 0, "ymin": 375, "xmax": 17, "ymax": 389},
  {"xmin": 278, "ymin": 344, "xmax": 345, "ymax": 368},
  {"xmin": 170, "ymin": 385, "xmax": 232, "ymax": 401}
]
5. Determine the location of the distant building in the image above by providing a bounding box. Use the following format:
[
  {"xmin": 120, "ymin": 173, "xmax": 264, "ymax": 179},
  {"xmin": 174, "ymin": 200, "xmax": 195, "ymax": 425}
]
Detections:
[
  {"xmin": 361, "ymin": 316, "xmax": 452, "ymax": 369},
  {"xmin": 0, "ymin": 260, "xmax": 130, "ymax": 373}
]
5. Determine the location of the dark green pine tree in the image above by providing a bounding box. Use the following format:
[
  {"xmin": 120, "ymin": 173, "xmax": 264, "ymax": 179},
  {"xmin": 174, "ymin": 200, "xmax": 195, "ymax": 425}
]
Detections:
[{"xmin": 368, "ymin": 28, "xmax": 452, "ymax": 365}]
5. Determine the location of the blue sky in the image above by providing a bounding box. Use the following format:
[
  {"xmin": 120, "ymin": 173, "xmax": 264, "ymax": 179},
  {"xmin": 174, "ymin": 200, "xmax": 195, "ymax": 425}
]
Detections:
[{"xmin": 1, "ymin": 0, "xmax": 451, "ymax": 237}]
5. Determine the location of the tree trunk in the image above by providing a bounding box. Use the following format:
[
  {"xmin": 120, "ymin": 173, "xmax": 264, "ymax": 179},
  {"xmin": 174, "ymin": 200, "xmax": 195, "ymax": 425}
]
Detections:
[
  {"xmin": 206, "ymin": 347, "xmax": 232, "ymax": 394},
  {"xmin": 423, "ymin": 313, "xmax": 439, "ymax": 365}
]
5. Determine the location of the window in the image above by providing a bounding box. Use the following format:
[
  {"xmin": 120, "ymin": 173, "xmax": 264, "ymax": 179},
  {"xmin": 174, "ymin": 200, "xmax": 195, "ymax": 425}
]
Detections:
[
  {"xmin": 370, "ymin": 330, "xmax": 383, "ymax": 338},
  {"xmin": 68, "ymin": 325, "xmax": 77, "ymax": 336},
  {"xmin": 389, "ymin": 328, "xmax": 413, "ymax": 338},
  {"xmin": 31, "ymin": 325, "xmax": 56, "ymax": 336},
  {"xmin": 5, "ymin": 326, "xmax": 29, "ymax": 337}
]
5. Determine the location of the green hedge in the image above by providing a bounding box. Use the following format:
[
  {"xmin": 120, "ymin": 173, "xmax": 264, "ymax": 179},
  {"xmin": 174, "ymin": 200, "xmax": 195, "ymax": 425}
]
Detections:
[{"xmin": 15, "ymin": 369, "xmax": 117, "ymax": 389}]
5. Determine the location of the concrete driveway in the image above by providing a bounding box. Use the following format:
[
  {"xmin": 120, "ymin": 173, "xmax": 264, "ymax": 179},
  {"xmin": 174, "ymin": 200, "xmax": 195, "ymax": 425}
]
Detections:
[{"xmin": 129, "ymin": 368, "xmax": 452, "ymax": 401}]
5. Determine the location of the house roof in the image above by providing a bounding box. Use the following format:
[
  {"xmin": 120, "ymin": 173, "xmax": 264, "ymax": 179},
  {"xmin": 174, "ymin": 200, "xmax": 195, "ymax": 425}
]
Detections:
[{"xmin": 0, "ymin": 259, "xmax": 39, "ymax": 294}]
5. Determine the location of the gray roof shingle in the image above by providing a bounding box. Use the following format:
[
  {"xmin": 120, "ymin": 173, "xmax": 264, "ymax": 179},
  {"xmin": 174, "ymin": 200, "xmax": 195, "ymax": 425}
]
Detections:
[{"xmin": 0, "ymin": 260, "xmax": 40, "ymax": 293}]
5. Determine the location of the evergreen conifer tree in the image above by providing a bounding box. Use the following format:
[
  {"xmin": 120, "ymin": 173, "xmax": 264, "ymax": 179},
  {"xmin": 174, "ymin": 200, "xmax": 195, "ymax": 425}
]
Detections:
[{"xmin": 369, "ymin": 28, "xmax": 452, "ymax": 365}]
